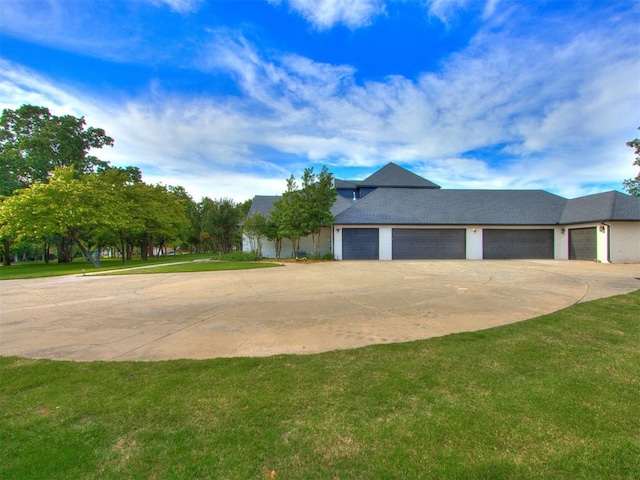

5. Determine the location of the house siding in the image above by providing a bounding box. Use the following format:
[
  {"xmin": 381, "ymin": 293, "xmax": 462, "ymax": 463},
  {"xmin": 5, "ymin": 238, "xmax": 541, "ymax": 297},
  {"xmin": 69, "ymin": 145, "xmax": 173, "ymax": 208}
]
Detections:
[{"xmin": 245, "ymin": 227, "xmax": 332, "ymax": 259}]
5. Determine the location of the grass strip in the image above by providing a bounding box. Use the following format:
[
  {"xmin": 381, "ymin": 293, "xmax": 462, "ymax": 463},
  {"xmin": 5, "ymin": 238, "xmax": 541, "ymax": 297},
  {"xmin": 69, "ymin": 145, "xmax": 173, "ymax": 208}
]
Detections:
[
  {"xmin": 100, "ymin": 260, "xmax": 280, "ymax": 275},
  {"xmin": 0, "ymin": 254, "xmax": 258, "ymax": 280},
  {"xmin": 1, "ymin": 290, "xmax": 639, "ymax": 479}
]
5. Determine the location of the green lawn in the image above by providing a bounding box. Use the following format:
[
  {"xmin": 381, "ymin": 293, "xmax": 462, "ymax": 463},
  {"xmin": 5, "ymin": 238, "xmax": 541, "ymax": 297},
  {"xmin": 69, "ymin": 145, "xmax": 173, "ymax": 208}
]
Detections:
[
  {"xmin": 1, "ymin": 291, "xmax": 639, "ymax": 479},
  {"xmin": 0, "ymin": 254, "xmax": 277, "ymax": 280}
]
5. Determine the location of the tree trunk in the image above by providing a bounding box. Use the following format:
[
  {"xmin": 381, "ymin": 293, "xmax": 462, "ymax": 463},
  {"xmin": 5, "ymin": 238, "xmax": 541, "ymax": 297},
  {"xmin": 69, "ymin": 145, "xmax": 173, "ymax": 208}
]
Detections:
[
  {"xmin": 57, "ymin": 236, "xmax": 74, "ymax": 263},
  {"xmin": 275, "ymin": 238, "xmax": 282, "ymax": 258},
  {"xmin": 119, "ymin": 234, "xmax": 127, "ymax": 265},
  {"xmin": 140, "ymin": 234, "xmax": 149, "ymax": 261},
  {"xmin": 2, "ymin": 238, "xmax": 12, "ymax": 266},
  {"xmin": 70, "ymin": 232, "xmax": 100, "ymax": 268}
]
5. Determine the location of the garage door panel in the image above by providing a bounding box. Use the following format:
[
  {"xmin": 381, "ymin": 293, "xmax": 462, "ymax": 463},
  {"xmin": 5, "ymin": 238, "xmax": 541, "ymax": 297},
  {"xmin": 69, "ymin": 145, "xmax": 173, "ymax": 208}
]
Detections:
[
  {"xmin": 342, "ymin": 228, "xmax": 379, "ymax": 260},
  {"xmin": 569, "ymin": 227, "xmax": 596, "ymax": 260},
  {"xmin": 392, "ymin": 229, "xmax": 466, "ymax": 259},
  {"xmin": 483, "ymin": 229, "xmax": 554, "ymax": 259}
]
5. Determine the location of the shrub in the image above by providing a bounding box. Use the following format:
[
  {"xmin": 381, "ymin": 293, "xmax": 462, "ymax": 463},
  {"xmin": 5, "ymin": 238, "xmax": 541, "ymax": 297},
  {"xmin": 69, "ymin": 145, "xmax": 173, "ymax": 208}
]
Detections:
[{"xmin": 215, "ymin": 252, "xmax": 261, "ymax": 261}]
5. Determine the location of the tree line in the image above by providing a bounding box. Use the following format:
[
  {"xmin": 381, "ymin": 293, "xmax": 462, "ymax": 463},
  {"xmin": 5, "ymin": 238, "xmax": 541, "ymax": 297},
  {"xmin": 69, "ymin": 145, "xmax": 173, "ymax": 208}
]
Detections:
[
  {"xmin": 0, "ymin": 104, "xmax": 338, "ymax": 267},
  {"xmin": 243, "ymin": 166, "xmax": 337, "ymax": 258},
  {"xmin": 0, "ymin": 105, "xmax": 251, "ymax": 267}
]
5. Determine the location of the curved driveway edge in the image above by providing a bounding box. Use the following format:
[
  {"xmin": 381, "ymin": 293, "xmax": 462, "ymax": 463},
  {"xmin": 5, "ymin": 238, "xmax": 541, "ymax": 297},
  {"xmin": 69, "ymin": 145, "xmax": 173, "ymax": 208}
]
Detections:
[{"xmin": 1, "ymin": 260, "xmax": 638, "ymax": 361}]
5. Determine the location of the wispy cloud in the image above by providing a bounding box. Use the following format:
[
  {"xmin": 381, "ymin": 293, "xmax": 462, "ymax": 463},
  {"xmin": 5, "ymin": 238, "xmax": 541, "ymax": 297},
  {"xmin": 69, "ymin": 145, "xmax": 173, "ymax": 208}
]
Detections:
[
  {"xmin": 143, "ymin": 0, "xmax": 202, "ymax": 14},
  {"xmin": 193, "ymin": 17, "xmax": 638, "ymax": 193},
  {"xmin": 270, "ymin": 0, "xmax": 386, "ymax": 29},
  {"xmin": 1, "ymin": 3, "xmax": 637, "ymax": 200}
]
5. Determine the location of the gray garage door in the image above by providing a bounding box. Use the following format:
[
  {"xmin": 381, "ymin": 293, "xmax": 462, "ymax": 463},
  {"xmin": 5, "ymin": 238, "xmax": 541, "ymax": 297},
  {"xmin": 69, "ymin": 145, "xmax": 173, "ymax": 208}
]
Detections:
[
  {"xmin": 342, "ymin": 228, "xmax": 379, "ymax": 260},
  {"xmin": 483, "ymin": 229, "xmax": 554, "ymax": 259},
  {"xmin": 392, "ymin": 229, "xmax": 466, "ymax": 259},
  {"xmin": 569, "ymin": 227, "xmax": 596, "ymax": 260}
]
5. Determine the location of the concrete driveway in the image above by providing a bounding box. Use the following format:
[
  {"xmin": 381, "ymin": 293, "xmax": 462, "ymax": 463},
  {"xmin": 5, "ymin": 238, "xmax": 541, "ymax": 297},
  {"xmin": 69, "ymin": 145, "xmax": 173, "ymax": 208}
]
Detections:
[{"xmin": 1, "ymin": 260, "xmax": 638, "ymax": 361}]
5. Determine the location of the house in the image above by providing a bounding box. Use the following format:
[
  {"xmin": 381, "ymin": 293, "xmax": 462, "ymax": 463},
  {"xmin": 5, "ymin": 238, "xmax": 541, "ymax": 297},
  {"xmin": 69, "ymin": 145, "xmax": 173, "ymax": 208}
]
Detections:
[{"xmin": 244, "ymin": 163, "xmax": 640, "ymax": 262}]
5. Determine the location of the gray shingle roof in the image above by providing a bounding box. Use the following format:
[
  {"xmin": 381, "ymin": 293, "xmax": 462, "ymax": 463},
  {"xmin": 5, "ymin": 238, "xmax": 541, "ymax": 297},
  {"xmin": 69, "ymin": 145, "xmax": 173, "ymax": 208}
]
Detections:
[
  {"xmin": 560, "ymin": 191, "xmax": 640, "ymax": 224},
  {"xmin": 247, "ymin": 195, "xmax": 280, "ymax": 218},
  {"xmin": 358, "ymin": 163, "xmax": 441, "ymax": 189},
  {"xmin": 247, "ymin": 194, "xmax": 355, "ymax": 221},
  {"xmin": 248, "ymin": 165, "xmax": 640, "ymax": 227},
  {"xmin": 334, "ymin": 179, "xmax": 359, "ymax": 189},
  {"xmin": 334, "ymin": 188, "xmax": 568, "ymax": 225}
]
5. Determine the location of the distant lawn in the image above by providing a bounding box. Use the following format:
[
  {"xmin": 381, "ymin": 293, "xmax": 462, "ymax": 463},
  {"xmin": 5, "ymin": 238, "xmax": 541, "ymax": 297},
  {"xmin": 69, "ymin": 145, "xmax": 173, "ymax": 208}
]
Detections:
[
  {"xmin": 101, "ymin": 260, "xmax": 280, "ymax": 275},
  {"xmin": 1, "ymin": 290, "xmax": 639, "ymax": 479},
  {"xmin": 0, "ymin": 254, "xmax": 276, "ymax": 280}
]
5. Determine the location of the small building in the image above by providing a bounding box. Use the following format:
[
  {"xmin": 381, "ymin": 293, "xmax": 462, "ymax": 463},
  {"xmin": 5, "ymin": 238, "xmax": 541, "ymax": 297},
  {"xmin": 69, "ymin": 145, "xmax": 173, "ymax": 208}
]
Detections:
[{"xmin": 245, "ymin": 163, "xmax": 640, "ymax": 262}]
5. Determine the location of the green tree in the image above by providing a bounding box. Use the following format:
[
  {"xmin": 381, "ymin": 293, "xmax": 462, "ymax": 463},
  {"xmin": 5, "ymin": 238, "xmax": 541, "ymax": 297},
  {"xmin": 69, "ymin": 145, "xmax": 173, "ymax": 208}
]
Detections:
[
  {"xmin": 0, "ymin": 167, "xmax": 129, "ymax": 268},
  {"xmin": 89, "ymin": 167, "xmax": 141, "ymax": 264},
  {"xmin": 0, "ymin": 105, "xmax": 114, "ymax": 195},
  {"xmin": 264, "ymin": 208, "xmax": 284, "ymax": 258},
  {"xmin": 167, "ymin": 185, "xmax": 199, "ymax": 253},
  {"xmin": 0, "ymin": 196, "xmax": 17, "ymax": 266},
  {"xmin": 300, "ymin": 166, "xmax": 337, "ymax": 256},
  {"xmin": 243, "ymin": 212, "xmax": 267, "ymax": 257},
  {"xmin": 127, "ymin": 183, "xmax": 188, "ymax": 261},
  {"xmin": 201, "ymin": 198, "xmax": 242, "ymax": 254},
  {"xmin": 0, "ymin": 104, "xmax": 114, "ymax": 263},
  {"xmin": 272, "ymin": 175, "xmax": 305, "ymax": 257},
  {"xmin": 623, "ymin": 127, "xmax": 640, "ymax": 197}
]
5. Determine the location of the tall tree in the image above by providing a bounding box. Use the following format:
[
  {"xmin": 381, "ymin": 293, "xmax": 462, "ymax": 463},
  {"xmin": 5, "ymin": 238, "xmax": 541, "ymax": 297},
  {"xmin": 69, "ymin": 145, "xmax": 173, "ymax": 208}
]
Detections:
[
  {"xmin": 243, "ymin": 212, "xmax": 267, "ymax": 257},
  {"xmin": 0, "ymin": 104, "xmax": 114, "ymax": 263},
  {"xmin": 299, "ymin": 166, "xmax": 337, "ymax": 256},
  {"xmin": 200, "ymin": 198, "xmax": 242, "ymax": 254},
  {"xmin": 167, "ymin": 185, "xmax": 199, "ymax": 252},
  {"xmin": 0, "ymin": 167, "xmax": 130, "ymax": 268},
  {"xmin": 623, "ymin": 127, "xmax": 640, "ymax": 197},
  {"xmin": 0, "ymin": 105, "xmax": 114, "ymax": 195},
  {"xmin": 127, "ymin": 183, "xmax": 188, "ymax": 261},
  {"xmin": 272, "ymin": 175, "xmax": 305, "ymax": 257}
]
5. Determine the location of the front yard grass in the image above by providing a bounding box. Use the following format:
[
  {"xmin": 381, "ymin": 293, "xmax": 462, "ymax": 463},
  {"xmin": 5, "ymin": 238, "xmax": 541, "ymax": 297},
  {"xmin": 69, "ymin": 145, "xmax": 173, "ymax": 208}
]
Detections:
[
  {"xmin": 0, "ymin": 254, "xmax": 277, "ymax": 280},
  {"xmin": 1, "ymin": 290, "xmax": 639, "ymax": 479}
]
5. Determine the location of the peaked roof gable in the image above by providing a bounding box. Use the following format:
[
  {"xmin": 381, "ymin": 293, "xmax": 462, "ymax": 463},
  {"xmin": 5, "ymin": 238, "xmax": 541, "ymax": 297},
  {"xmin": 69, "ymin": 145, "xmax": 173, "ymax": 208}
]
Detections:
[{"xmin": 358, "ymin": 163, "xmax": 441, "ymax": 189}]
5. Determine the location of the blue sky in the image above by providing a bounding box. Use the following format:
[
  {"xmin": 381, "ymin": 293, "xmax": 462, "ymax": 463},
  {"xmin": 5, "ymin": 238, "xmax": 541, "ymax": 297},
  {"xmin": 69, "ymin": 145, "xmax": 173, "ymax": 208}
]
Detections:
[{"xmin": 1, "ymin": 0, "xmax": 638, "ymax": 201}]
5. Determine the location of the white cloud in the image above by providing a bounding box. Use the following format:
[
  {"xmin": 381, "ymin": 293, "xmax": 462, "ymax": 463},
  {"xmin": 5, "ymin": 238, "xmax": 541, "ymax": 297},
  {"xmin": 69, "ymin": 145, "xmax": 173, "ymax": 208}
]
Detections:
[
  {"xmin": 1, "ymin": 5, "xmax": 638, "ymax": 201},
  {"xmin": 273, "ymin": 0, "xmax": 386, "ymax": 29},
  {"xmin": 143, "ymin": 0, "xmax": 202, "ymax": 14},
  {"xmin": 193, "ymin": 22, "xmax": 639, "ymax": 195},
  {"xmin": 426, "ymin": 0, "xmax": 470, "ymax": 23}
]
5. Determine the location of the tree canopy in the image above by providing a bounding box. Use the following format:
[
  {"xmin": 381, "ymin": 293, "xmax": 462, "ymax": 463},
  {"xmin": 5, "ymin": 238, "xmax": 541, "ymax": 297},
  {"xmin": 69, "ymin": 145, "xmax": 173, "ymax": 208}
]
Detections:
[
  {"xmin": 623, "ymin": 127, "xmax": 640, "ymax": 197},
  {"xmin": 0, "ymin": 167, "xmax": 129, "ymax": 267},
  {"xmin": 0, "ymin": 105, "xmax": 114, "ymax": 196},
  {"xmin": 264, "ymin": 166, "xmax": 336, "ymax": 258},
  {"xmin": 0, "ymin": 104, "xmax": 252, "ymax": 267}
]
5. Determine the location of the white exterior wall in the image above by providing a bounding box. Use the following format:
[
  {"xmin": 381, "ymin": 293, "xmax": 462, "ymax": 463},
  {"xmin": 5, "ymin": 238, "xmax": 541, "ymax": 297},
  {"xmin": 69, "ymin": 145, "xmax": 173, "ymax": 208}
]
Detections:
[
  {"xmin": 379, "ymin": 227, "xmax": 393, "ymax": 260},
  {"xmin": 609, "ymin": 222, "xmax": 640, "ymax": 263},
  {"xmin": 554, "ymin": 226, "xmax": 569, "ymax": 260},
  {"xmin": 596, "ymin": 224, "xmax": 609, "ymax": 263},
  {"xmin": 466, "ymin": 227, "xmax": 483, "ymax": 259},
  {"xmin": 333, "ymin": 226, "xmax": 343, "ymax": 260},
  {"xmin": 244, "ymin": 227, "xmax": 332, "ymax": 259}
]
